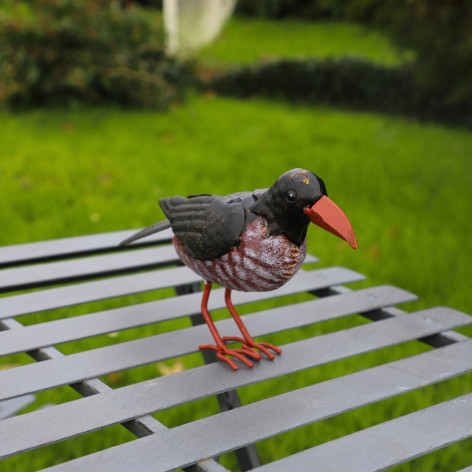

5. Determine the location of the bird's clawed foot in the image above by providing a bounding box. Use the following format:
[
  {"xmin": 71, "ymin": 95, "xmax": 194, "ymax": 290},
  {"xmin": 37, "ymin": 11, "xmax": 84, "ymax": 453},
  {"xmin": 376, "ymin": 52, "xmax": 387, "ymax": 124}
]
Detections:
[
  {"xmin": 199, "ymin": 338, "xmax": 282, "ymax": 370},
  {"xmin": 199, "ymin": 342, "xmax": 262, "ymax": 370},
  {"xmin": 222, "ymin": 336, "xmax": 282, "ymax": 361}
]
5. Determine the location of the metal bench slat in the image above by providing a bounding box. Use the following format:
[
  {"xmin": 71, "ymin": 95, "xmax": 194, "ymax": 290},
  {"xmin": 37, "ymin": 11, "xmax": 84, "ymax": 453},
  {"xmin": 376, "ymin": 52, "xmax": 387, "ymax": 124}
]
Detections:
[
  {"xmin": 0, "ymin": 395, "xmax": 36, "ymax": 421},
  {"xmin": 0, "ymin": 284, "xmax": 418, "ymax": 401},
  {"xmin": 2, "ymin": 330, "xmax": 472, "ymax": 459},
  {"xmin": 0, "ymin": 246, "xmax": 179, "ymax": 292},
  {"xmin": 0, "ymin": 267, "xmax": 364, "ymax": 356},
  {"xmin": 37, "ymin": 343, "xmax": 472, "ymax": 472},
  {"xmin": 0, "ymin": 266, "xmax": 201, "ymax": 320},
  {"xmin": 0, "ymin": 228, "xmax": 173, "ymax": 267},
  {"xmin": 250, "ymin": 392, "xmax": 472, "ymax": 472}
]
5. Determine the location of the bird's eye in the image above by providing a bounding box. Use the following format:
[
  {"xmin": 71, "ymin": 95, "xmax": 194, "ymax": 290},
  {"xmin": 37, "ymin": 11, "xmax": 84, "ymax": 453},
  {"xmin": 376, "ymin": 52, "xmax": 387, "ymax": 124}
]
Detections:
[{"xmin": 286, "ymin": 190, "xmax": 297, "ymax": 202}]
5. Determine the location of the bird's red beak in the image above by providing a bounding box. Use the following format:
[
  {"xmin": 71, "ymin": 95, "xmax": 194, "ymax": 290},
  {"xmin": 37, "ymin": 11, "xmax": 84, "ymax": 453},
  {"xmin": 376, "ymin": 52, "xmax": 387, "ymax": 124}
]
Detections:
[{"xmin": 304, "ymin": 196, "xmax": 358, "ymax": 249}]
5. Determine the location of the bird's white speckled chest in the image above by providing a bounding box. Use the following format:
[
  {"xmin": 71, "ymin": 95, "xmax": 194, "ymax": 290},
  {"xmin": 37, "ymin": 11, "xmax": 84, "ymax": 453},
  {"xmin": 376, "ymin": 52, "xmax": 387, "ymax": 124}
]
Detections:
[{"xmin": 174, "ymin": 218, "xmax": 307, "ymax": 291}]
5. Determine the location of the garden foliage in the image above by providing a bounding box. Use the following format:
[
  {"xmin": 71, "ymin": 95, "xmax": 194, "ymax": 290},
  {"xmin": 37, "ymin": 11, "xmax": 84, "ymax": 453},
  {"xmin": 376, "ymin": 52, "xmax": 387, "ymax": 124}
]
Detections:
[
  {"xmin": 208, "ymin": 58, "xmax": 472, "ymax": 128},
  {"xmin": 236, "ymin": 0, "xmax": 472, "ymax": 110},
  {"xmin": 0, "ymin": 0, "xmax": 190, "ymax": 109}
]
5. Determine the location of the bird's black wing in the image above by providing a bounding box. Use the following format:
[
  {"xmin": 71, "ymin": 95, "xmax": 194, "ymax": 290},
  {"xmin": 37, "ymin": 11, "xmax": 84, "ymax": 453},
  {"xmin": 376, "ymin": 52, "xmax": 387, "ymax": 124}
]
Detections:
[{"xmin": 159, "ymin": 193, "xmax": 251, "ymax": 260}]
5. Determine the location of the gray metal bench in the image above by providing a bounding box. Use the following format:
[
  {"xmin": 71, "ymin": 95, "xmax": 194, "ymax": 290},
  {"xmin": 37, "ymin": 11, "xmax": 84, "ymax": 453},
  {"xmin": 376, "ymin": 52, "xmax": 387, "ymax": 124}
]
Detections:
[{"xmin": 0, "ymin": 229, "xmax": 471, "ymax": 471}]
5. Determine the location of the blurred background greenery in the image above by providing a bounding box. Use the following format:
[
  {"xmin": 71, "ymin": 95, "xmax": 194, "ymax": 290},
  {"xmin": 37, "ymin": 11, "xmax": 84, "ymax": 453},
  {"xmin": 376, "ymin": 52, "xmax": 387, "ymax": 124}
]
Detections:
[{"xmin": 0, "ymin": 0, "xmax": 471, "ymax": 470}]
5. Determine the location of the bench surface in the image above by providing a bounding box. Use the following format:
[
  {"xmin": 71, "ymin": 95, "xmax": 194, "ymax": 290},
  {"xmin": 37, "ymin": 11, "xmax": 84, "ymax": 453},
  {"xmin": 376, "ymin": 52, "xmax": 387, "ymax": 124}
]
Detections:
[{"xmin": 0, "ymin": 229, "xmax": 471, "ymax": 471}]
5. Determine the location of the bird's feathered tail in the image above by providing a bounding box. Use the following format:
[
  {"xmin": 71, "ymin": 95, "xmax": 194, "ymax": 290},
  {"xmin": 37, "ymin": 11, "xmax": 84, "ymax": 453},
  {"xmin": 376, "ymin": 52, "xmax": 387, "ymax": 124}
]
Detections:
[{"xmin": 119, "ymin": 220, "xmax": 172, "ymax": 246}]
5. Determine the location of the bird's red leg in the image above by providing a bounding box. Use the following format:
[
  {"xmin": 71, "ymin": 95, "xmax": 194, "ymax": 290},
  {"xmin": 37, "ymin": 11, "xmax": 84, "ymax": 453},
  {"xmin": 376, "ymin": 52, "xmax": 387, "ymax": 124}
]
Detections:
[
  {"xmin": 198, "ymin": 283, "xmax": 260, "ymax": 370},
  {"xmin": 222, "ymin": 288, "xmax": 282, "ymax": 360}
]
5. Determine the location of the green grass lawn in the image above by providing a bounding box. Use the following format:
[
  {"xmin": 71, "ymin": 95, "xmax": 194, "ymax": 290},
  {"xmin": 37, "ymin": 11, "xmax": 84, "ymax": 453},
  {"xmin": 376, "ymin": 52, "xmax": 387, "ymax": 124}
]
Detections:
[
  {"xmin": 1, "ymin": 96, "xmax": 470, "ymax": 316},
  {"xmin": 198, "ymin": 17, "xmax": 408, "ymax": 66},
  {"xmin": 1, "ymin": 16, "xmax": 471, "ymax": 472}
]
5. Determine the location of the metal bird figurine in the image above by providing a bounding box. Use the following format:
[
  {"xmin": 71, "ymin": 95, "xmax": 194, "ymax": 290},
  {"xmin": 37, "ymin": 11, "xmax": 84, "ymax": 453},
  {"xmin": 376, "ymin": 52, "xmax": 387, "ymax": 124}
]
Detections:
[{"xmin": 120, "ymin": 169, "xmax": 357, "ymax": 370}]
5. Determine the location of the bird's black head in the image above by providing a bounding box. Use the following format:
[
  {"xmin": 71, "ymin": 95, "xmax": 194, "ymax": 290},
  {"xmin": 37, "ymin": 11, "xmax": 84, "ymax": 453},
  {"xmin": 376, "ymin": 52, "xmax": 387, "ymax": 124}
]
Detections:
[
  {"xmin": 268, "ymin": 168, "xmax": 328, "ymax": 214},
  {"xmin": 250, "ymin": 168, "xmax": 357, "ymax": 249},
  {"xmin": 250, "ymin": 169, "xmax": 327, "ymax": 246}
]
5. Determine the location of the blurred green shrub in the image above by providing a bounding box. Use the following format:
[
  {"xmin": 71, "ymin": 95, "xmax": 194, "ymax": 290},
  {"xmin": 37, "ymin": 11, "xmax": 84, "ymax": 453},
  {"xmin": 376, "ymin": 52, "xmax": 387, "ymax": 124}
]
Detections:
[
  {"xmin": 375, "ymin": 1, "xmax": 472, "ymax": 109},
  {"xmin": 0, "ymin": 0, "xmax": 191, "ymax": 109},
  {"xmin": 235, "ymin": 0, "xmax": 389, "ymax": 20},
  {"xmin": 235, "ymin": 0, "xmax": 472, "ymax": 110},
  {"xmin": 208, "ymin": 58, "xmax": 472, "ymax": 128},
  {"xmin": 235, "ymin": 0, "xmax": 331, "ymax": 19}
]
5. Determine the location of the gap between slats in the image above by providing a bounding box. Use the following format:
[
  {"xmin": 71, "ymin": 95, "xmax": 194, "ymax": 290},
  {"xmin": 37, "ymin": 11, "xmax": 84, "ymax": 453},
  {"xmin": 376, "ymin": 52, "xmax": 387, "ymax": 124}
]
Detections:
[
  {"xmin": 0, "ymin": 245, "xmax": 317, "ymax": 293},
  {"xmin": 0, "ymin": 254, "xmax": 316, "ymax": 320},
  {"xmin": 0, "ymin": 245, "xmax": 180, "ymax": 293}
]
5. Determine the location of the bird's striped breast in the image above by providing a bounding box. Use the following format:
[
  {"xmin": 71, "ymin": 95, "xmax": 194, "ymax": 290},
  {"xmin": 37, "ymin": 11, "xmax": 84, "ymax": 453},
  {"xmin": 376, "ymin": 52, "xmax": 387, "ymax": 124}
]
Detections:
[{"xmin": 173, "ymin": 218, "xmax": 307, "ymax": 292}]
